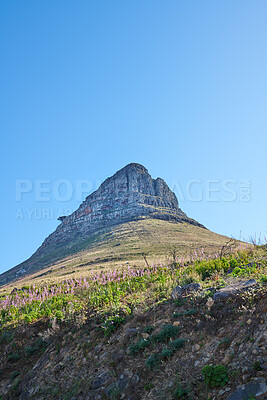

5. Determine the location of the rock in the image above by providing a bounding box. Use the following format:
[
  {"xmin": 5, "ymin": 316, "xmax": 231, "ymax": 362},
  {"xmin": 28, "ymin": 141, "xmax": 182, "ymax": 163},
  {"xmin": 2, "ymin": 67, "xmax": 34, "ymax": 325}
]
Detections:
[
  {"xmin": 206, "ymin": 297, "xmax": 214, "ymax": 309},
  {"xmin": 226, "ymin": 378, "xmax": 267, "ymax": 400},
  {"xmin": 213, "ymin": 279, "xmax": 257, "ymax": 301},
  {"xmin": 222, "ymin": 353, "xmax": 232, "ymax": 365},
  {"xmin": 141, "ymin": 333, "xmax": 149, "ymax": 339},
  {"xmin": 3, "ymin": 163, "xmax": 205, "ymax": 286},
  {"xmin": 105, "ymin": 372, "xmax": 129, "ymax": 399},
  {"xmin": 125, "ymin": 328, "xmax": 139, "ymax": 338},
  {"xmin": 192, "ymin": 344, "xmax": 200, "ymax": 352},
  {"xmin": 117, "ymin": 373, "xmax": 129, "ymax": 391},
  {"xmin": 172, "ymin": 321, "xmax": 180, "ymax": 327},
  {"xmin": 91, "ymin": 372, "xmax": 111, "ymax": 390},
  {"xmin": 131, "ymin": 374, "xmax": 140, "ymax": 385},
  {"xmin": 171, "ymin": 283, "xmax": 202, "ymax": 299}
]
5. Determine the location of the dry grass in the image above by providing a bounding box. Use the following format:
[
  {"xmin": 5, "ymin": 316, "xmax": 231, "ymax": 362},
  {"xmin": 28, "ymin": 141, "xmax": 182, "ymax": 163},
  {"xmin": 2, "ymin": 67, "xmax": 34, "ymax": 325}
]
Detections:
[{"xmin": 0, "ymin": 219, "xmax": 235, "ymax": 295}]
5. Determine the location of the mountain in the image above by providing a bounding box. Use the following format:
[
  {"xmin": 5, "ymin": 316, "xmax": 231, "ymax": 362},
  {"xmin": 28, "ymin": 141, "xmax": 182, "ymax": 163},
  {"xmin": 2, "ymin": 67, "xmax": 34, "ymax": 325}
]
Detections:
[{"xmin": 0, "ymin": 163, "xmax": 228, "ymax": 288}]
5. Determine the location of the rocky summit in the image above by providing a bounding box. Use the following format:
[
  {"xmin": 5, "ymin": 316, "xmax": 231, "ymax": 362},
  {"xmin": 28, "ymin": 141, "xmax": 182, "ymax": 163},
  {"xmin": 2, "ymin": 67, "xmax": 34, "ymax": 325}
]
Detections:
[
  {"xmin": 0, "ymin": 163, "xmax": 205, "ymax": 285},
  {"xmin": 46, "ymin": 162, "xmax": 203, "ymax": 245},
  {"xmin": 49, "ymin": 163, "xmax": 203, "ymax": 241}
]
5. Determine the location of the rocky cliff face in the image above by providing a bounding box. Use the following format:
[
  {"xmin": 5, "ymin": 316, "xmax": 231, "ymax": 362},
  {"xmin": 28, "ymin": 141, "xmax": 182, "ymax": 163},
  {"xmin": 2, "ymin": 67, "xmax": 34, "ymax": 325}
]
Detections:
[
  {"xmin": 39, "ymin": 163, "xmax": 201, "ymax": 250},
  {"xmin": 0, "ymin": 163, "xmax": 204, "ymax": 284}
]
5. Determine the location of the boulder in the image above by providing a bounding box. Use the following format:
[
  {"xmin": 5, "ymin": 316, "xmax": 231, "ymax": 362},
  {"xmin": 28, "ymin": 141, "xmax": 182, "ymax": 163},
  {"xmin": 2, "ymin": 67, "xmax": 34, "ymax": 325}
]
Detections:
[
  {"xmin": 226, "ymin": 378, "xmax": 267, "ymax": 400},
  {"xmin": 171, "ymin": 283, "xmax": 201, "ymax": 299},
  {"xmin": 213, "ymin": 279, "xmax": 257, "ymax": 301},
  {"xmin": 91, "ymin": 371, "xmax": 111, "ymax": 390}
]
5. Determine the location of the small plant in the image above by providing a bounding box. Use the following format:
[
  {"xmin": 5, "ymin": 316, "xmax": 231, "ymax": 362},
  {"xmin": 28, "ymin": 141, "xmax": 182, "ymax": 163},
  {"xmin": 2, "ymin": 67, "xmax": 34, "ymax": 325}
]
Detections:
[
  {"xmin": 10, "ymin": 371, "xmax": 20, "ymax": 380},
  {"xmin": 202, "ymin": 364, "xmax": 229, "ymax": 388},
  {"xmin": 152, "ymin": 324, "xmax": 180, "ymax": 343},
  {"xmin": 173, "ymin": 308, "xmax": 197, "ymax": 318},
  {"xmin": 170, "ymin": 338, "xmax": 187, "ymax": 350},
  {"xmin": 174, "ymin": 298, "xmax": 186, "ymax": 307},
  {"xmin": 143, "ymin": 325, "xmax": 154, "ymax": 334},
  {"xmin": 25, "ymin": 337, "xmax": 47, "ymax": 356},
  {"xmin": 7, "ymin": 352, "xmax": 21, "ymax": 362},
  {"xmin": 145, "ymin": 353, "xmax": 160, "ymax": 369},
  {"xmin": 218, "ymin": 337, "xmax": 230, "ymax": 348},
  {"xmin": 0, "ymin": 330, "xmax": 14, "ymax": 345},
  {"xmin": 101, "ymin": 314, "xmax": 126, "ymax": 336},
  {"xmin": 159, "ymin": 348, "xmax": 174, "ymax": 359},
  {"xmin": 173, "ymin": 383, "xmax": 188, "ymax": 398},
  {"xmin": 253, "ymin": 360, "xmax": 262, "ymax": 371},
  {"xmin": 128, "ymin": 338, "xmax": 150, "ymax": 355},
  {"xmin": 144, "ymin": 382, "xmax": 154, "ymax": 391}
]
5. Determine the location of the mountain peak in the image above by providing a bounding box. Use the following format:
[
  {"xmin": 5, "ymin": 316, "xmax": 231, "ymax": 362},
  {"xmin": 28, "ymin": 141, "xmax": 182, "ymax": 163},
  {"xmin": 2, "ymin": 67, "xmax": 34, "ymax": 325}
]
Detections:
[{"xmin": 0, "ymin": 164, "xmax": 204, "ymax": 285}]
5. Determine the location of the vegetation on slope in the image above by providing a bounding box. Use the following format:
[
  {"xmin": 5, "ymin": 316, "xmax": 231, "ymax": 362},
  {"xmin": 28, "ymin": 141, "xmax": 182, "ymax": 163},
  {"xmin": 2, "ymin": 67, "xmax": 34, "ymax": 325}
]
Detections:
[
  {"xmin": 0, "ymin": 242, "xmax": 266, "ymax": 399},
  {"xmin": 0, "ymin": 219, "xmax": 231, "ymax": 290}
]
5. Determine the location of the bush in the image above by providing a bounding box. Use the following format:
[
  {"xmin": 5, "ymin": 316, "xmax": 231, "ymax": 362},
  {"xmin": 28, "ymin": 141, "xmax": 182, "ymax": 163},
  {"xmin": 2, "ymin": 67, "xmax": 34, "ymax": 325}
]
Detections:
[
  {"xmin": 170, "ymin": 338, "xmax": 187, "ymax": 350},
  {"xmin": 128, "ymin": 339, "xmax": 150, "ymax": 355},
  {"xmin": 143, "ymin": 325, "xmax": 154, "ymax": 334},
  {"xmin": 7, "ymin": 352, "xmax": 20, "ymax": 362},
  {"xmin": 152, "ymin": 325, "xmax": 180, "ymax": 343},
  {"xmin": 0, "ymin": 330, "xmax": 14, "ymax": 345},
  {"xmin": 145, "ymin": 353, "xmax": 160, "ymax": 369},
  {"xmin": 159, "ymin": 348, "xmax": 174, "ymax": 359},
  {"xmin": 201, "ymin": 365, "xmax": 229, "ymax": 388},
  {"xmin": 25, "ymin": 337, "xmax": 47, "ymax": 356},
  {"xmin": 11, "ymin": 371, "xmax": 20, "ymax": 380},
  {"xmin": 174, "ymin": 384, "xmax": 188, "ymax": 398},
  {"xmin": 101, "ymin": 314, "xmax": 126, "ymax": 336}
]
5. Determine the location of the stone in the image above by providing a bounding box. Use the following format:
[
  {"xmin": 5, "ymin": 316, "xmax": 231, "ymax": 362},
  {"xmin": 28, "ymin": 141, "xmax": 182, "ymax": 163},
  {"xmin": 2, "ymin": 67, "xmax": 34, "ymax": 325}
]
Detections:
[
  {"xmin": 192, "ymin": 344, "xmax": 200, "ymax": 352},
  {"xmin": 125, "ymin": 328, "xmax": 139, "ymax": 338},
  {"xmin": 225, "ymin": 378, "xmax": 267, "ymax": 400},
  {"xmin": 222, "ymin": 353, "xmax": 232, "ymax": 365},
  {"xmin": 104, "ymin": 372, "xmax": 130, "ymax": 399},
  {"xmin": 141, "ymin": 333, "xmax": 149, "ymax": 339},
  {"xmin": 171, "ymin": 283, "xmax": 202, "ymax": 299},
  {"xmin": 91, "ymin": 372, "xmax": 111, "ymax": 390},
  {"xmin": 172, "ymin": 321, "xmax": 180, "ymax": 327},
  {"xmin": 213, "ymin": 279, "xmax": 257, "ymax": 301},
  {"xmin": 206, "ymin": 297, "xmax": 214, "ymax": 309}
]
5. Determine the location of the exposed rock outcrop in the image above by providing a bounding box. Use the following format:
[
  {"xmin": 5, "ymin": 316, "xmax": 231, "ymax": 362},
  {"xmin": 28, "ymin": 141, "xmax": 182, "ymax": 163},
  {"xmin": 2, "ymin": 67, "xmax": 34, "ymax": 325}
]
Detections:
[
  {"xmin": 41, "ymin": 163, "xmax": 202, "ymax": 249},
  {"xmin": 0, "ymin": 163, "xmax": 204, "ymax": 284}
]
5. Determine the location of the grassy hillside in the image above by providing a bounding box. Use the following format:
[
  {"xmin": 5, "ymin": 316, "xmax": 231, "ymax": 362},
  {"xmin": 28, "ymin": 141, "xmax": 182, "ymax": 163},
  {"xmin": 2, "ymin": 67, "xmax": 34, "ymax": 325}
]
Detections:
[
  {"xmin": 0, "ymin": 219, "xmax": 232, "ymax": 294},
  {"xmin": 0, "ymin": 243, "xmax": 266, "ymax": 400}
]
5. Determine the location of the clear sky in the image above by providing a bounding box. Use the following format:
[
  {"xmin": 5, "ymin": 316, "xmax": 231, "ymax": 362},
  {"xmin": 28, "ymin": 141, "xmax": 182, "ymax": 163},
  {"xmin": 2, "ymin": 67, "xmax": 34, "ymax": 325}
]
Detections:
[{"xmin": 0, "ymin": 1, "xmax": 266, "ymax": 274}]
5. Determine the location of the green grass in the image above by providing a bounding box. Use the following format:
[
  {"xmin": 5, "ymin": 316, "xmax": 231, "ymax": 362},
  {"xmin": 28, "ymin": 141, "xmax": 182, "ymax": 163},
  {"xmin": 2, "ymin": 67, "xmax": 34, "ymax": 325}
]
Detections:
[{"xmin": 0, "ymin": 244, "xmax": 266, "ymax": 334}]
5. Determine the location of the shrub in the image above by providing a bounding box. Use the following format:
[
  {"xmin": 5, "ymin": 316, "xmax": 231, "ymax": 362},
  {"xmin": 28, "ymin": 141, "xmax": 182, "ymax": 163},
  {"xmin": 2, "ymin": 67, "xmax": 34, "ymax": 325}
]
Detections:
[
  {"xmin": 0, "ymin": 330, "xmax": 14, "ymax": 345},
  {"xmin": 11, "ymin": 371, "xmax": 20, "ymax": 380},
  {"xmin": 128, "ymin": 339, "xmax": 150, "ymax": 355},
  {"xmin": 143, "ymin": 325, "xmax": 154, "ymax": 334},
  {"xmin": 101, "ymin": 314, "xmax": 126, "ymax": 336},
  {"xmin": 152, "ymin": 324, "xmax": 180, "ymax": 343},
  {"xmin": 159, "ymin": 348, "xmax": 174, "ymax": 359},
  {"xmin": 173, "ymin": 309, "xmax": 197, "ymax": 318},
  {"xmin": 201, "ymin": 365, "xmax": 229, "ymax": 388},
  {"xmin": 145, "ymin": 353, "xmax": 160, "ymax": 369},
  {"xmin": 7, "ymin": 352, "xmax": 20, "ymax": 362},
  {"xmin": 25, "ymin": 337, "xmax": 47, "ymax": 356},
  {"xmin": 174, "ymin": 384, "xmax": 188, "ymax": 398},
  {"xmin": 232, "ymin": 267, "xmax": 243, "ymax": 277},
  {"xmin": 170, "ymin": 338, "xmax": 187, "ymax": 350}
]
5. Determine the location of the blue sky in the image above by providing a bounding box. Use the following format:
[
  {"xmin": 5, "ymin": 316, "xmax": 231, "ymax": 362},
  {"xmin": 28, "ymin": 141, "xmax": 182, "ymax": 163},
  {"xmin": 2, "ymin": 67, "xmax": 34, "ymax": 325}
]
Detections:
[{"xmin": 0, "ymin": 1, "xmax": 266, "ymax": 274}]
